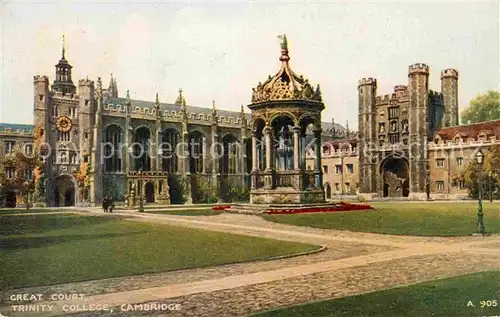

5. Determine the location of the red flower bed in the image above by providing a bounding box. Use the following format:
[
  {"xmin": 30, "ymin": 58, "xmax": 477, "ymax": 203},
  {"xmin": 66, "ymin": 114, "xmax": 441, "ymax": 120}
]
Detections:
[
  {"xmin": 265, "ymin": 202, "xmax": 374, "ymax": 215},
  {"xmin": 212, "ymin": 205, "xmax": 232, "ymax": 211}
]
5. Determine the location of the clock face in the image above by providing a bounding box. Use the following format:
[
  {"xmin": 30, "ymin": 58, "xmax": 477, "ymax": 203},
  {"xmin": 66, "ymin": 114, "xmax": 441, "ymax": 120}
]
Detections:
[{"xmin": 56, "ymin": 116, "xmax": 72, "ymax": 132}]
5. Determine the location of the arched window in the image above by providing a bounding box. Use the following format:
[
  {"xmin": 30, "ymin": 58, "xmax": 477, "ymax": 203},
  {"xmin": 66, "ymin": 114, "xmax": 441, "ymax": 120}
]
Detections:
[
  {"xmin": 188, "ymin": 131, "xmax": 204, "ymax": 174},
  {"xmin": 222, "ymin": 134, "xmax": 240, "ymax": 174},
  {"xmin": 134, "ymin": 127, "xmax": 151, "ymax": 171},
  {"xmin": 161, "ymin": 129, "xmax": 179, "ymax": 173},
  {"xmin": 105, "ymin": 125, "xmax": 123, "ymax": 172}
]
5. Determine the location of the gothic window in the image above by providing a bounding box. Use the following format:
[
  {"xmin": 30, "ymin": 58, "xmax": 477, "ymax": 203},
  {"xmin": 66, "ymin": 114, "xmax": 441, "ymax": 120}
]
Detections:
[
  {"xmin": 38, "ymin": 94, "xmax": 44, "ymax": 102},
  {"xmin": 133, "ymin": 127, "xmax": 151, "ymax": 171},
  {"xmin": 388, "ymin": 107, "xmax": 399, "ymax": 119},
  {"xmin": 5, "ymin": 167, "xmax": 15, "ymax": 179},
  {"xmin": 25, "ymin": 169, "xmax": 33, "ymax": 180},
  {"xmin": 105, "ymin": 125, "xmax": 123, "ymax": 172},
  {"xmin": 53, "ymin": 105, "xmax": 59, "ymax": 117},
  {"xmin": 58, "ymin": 131, "xmax": 70, "ymax": 141},
  {"xmin": 323, "ymin": 165, "xmax": 328, "ymax": 174},
  {"xmin": 335, "ymin": 183, "xmax": 340, "ymax": 191},
  {"xmin": 188, "ymin": 131, "xmax": 204, "ymax": 174},
  {"xmin": 436, "ymin": 181, "xmax": 445, "ymax": 191},
  {"xmin": 389, "ymin": 134, "xmax": 400, "ymax": 144},
  {"xmin": 379, "ymin": 123, "xmax": 386, "ymax": 134},
  {"xmin": 161, "ymin": 129, "xmax": 179, "ymax": 173},
  {"xmin": 456, "ymin": 157, "xmax": 463, "ymax": 167},
  {"xmin": 222, "ymin": 134, "xmax": 239, "ymax": 174},
  {"xmin": 4, "ymin": 141, "xmax": 15, "ymax": 154},
  {"xmin": 85, "ymin": 100, "xmax": 90, "ymax": 106}
]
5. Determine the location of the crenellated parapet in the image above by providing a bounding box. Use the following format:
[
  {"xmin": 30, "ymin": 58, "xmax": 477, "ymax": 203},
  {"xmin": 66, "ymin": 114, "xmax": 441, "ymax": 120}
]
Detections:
[
  {"xmin": 358, "ymin": 77, "xmax": 377, "ymax": 87},
  {"xmin": 34, "ymin": 75, "xmax": 49, "ymax": 83},
  {"xmin": 441, "ymin": 68, "xmax": 459, "ymax": 79},
  {"xmin": 408, "ymin": 63, "xmax": 429, "ymax": 75},
  {"xmin": 394, "ymin": 85, "xmax": 407, "ymax": 92},
  {"xmin": 428, "ymin": 90, "xmax": 444, "ymax": 104},
  {"xmin": 78, "ymin": 78, "xmax": 94, "ymax": 86}
]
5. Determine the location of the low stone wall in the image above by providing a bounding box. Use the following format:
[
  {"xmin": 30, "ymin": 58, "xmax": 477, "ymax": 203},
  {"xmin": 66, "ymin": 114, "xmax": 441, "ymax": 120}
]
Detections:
[{"xmin": 250, "ymin": 188, "xmax": 325, "ymax": 204}]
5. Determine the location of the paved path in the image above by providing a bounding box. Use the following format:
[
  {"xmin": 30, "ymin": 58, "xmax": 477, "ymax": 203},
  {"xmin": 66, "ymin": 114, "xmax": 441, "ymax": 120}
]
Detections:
[{"xmin": 1, "ymin": 211, "xmax": 499, "ymax": 317}]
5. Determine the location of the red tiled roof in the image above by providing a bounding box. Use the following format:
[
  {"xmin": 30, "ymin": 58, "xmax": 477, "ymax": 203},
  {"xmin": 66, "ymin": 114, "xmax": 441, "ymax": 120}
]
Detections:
[{"xmin": 435, "ymin": 120, "xmax": 500, "ymax": 140}]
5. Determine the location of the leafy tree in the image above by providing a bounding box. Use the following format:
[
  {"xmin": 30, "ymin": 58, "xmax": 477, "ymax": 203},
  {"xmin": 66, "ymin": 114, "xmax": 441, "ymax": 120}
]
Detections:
[
  {"xmin": 457, "ymin": 145, "xmax": 500, "ymax": 199},
  {"xmin": 461, "ymin": 91, "xmax": 500, "ymax": 124},
  {"xmin": 0, "ymin": 145, "xmax": 43, "ymax": 209}
]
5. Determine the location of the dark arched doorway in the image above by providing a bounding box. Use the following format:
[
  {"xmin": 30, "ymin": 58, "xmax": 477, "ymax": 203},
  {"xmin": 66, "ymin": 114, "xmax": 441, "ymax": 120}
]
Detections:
[
  {"xmin": 145, "ymin": 182, "xmax": 155, "ymax": 203},
  {"xmin": 380, "ymin": 156, "xmax": 410, "ymax": 198},
  {"xmin": 55, "ymin": 175, "xmax": 76, "ymax": 206}
]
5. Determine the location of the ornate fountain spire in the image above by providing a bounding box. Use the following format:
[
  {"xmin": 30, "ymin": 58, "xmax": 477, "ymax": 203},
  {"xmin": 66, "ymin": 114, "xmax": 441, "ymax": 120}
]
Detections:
[
  {"xmin": 277, "ymin": 34, "xmax": 289, "ymax": 62},
  {"xmin": 62, "ymin": 34, "xmax": 66, "ymax": 59}
]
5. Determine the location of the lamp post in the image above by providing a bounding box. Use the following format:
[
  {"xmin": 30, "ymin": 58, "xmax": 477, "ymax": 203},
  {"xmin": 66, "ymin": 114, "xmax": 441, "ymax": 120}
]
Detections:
[
  {"xmin": 138, "ymin": 169, "xmax": 144, "ymax": 212},
  {"xmin": 340, "ymin": 155, "xmax": 344, "ymax": 202},
  {"xmin": 475, "ymin": 150, "xmax": 485, "ymax": 235}
]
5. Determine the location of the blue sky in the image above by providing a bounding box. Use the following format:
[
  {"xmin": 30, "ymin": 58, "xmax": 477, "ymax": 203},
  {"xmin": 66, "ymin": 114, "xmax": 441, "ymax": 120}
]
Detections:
[{"xmin": 1, "ymin": 1, "xmax": 498, "ymax": 129}]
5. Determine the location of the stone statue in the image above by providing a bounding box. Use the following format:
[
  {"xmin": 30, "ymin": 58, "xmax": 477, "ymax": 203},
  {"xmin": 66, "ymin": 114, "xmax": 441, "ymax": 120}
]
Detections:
[{"xmin": 277, "ymin": 34, "xmax": 288, "ymax": 50}]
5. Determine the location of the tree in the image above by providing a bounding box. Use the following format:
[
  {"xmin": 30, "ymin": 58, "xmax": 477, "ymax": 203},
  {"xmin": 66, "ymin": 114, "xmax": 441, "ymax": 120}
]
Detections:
[
  {"xmin": 461, "ymin": 91, "xmax": 500, "ymax": 124},
  {"xmin": 456, "ymin": 145, "xmax": 500, "ymax": 199},
  {"xmin": 0, "ymin": 145, "xmax": 43, "ymax": 209}
]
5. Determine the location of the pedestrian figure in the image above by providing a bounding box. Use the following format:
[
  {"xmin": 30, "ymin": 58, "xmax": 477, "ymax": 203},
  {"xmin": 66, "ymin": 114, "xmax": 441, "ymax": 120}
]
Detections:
[
  {"xmin": 426, "ymin": 183, "xmax": 431, "ymax": 200},
  {"xmin": 103, "ymin": 196, "xmax": 110, "ymax": 213},
  {"xmin": 109, "ymin": 198, "xmax": 115, "ymax": 213}
]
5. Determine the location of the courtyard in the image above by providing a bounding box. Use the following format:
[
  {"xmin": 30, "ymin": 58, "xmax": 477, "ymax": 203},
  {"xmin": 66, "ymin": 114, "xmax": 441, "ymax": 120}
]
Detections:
[{"xmin": 0, "ymin": 201, "xmax": 499, "ymax": 317}]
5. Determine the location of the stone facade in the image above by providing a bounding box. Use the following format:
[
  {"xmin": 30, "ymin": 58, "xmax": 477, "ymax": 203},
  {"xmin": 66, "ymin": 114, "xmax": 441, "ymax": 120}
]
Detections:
[
  {"xmin": 0, "ymin": 40, "xmax": 348, "ymax": 207},
  {"xmin": 357, "ymin": 64, "xmax": 461, "ymax": 199}
]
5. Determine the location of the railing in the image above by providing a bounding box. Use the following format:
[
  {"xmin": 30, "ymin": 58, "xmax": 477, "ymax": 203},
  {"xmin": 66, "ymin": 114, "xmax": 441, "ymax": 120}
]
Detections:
[{"xmin": 128, "ymin": 171, "xmax": 169, "ymax": 177}]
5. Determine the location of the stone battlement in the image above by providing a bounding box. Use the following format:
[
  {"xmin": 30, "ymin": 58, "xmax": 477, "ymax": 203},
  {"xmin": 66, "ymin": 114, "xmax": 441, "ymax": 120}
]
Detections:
[
  {"xmin": 408, "ymin": 63, "xmax": 429, "ymax": 74},
  {"xmin": 33, "ymin": 75, "xmax": 49, "ymax": 83},
  {"xmin": 78, "ymin": 78, "xmax": 94, "ymax": 86},
  {"xmin": 375, "ymin": 94, "xmax": 393, "ymax": 103},
  {"xmin": 394, "ymin": 85, "xmax": 407, "ymax": 92},
  {"xmin": 52, "ymin": 91, "xmax": 80, "ymax": 101},
  {"xmin": 441, "ymin": 68, "xmax": 459, "ymax": 79},
  {"xmin": 358, "ymin": 77, "xmax": 377, "ymax": 86}
]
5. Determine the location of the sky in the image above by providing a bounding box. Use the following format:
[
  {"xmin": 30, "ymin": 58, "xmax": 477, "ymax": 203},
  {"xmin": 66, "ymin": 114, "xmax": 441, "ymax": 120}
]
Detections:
[{"xmin": 1, "ymin": 1, "xmax": 499, "ymax": 129}]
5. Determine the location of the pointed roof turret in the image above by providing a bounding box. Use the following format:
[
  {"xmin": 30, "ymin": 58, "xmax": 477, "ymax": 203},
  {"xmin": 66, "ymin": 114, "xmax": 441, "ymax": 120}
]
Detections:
[
  {"xmin": 251, "ymin": 34, "xmax": 322, "ymax": 103},
  {"xmin": 53, "ymin": 34, "xmax": 76, "ymax": 95}
]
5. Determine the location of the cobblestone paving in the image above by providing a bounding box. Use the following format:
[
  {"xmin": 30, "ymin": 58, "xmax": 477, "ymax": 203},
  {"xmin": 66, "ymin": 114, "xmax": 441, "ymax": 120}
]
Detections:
[
  {"xmin": 67, "ymin": 253, "xmax": 500, "ymax": 317},
  {"xmin": 1, "ymin": 211, "xmax": 499, "ymax": 317}
]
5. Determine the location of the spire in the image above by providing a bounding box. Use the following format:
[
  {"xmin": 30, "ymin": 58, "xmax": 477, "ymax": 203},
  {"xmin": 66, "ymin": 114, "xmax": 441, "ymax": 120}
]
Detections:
[
  {"xmin": 175, "ymin": 88, "xmax": 185, "ymax": 106},
  {"xmin": 240, "ymin": 104, "xmax": 245, "ymax": 116},
  {"xmin": 346, "ymin": 120, "xmax": 350, "ymax": 137},
  {"xmin": 277, "ymin": 34, "xmax": 289, "ymax": 62},
  {"xmin": 126, "ymin": 89, "xmax": 130, "ymax": 100},
  {"xmin": 212, "ymin": 100, "xmax": 217, "ymax": 124},
  {"xmin": 62, "ymin": 34, "xmax": 66, "ymax": 59},
  {"xmin": 108, "ymin": 73, "xmax": 118, "ymax": 98},
  {"xmin": 155, "ymin": 93, "xmax": 159, "ymax": 105}
]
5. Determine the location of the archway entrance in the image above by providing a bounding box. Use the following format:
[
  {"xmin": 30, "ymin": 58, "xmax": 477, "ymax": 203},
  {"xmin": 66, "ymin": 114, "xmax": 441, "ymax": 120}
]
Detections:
[
  {"xmin": 55, "ymin": 175, "xmax": 76, "ymax": 206},
  {"xmin": 325, "ymin": 183, "xmax": 332, "ymax": 200},
  {"xmin": 380, "ymin": 156, "xmax": 409, "ymax": 198},
  {"xmin": 145, "ymin": 182, "xmax": 155, "ymax": 203}
]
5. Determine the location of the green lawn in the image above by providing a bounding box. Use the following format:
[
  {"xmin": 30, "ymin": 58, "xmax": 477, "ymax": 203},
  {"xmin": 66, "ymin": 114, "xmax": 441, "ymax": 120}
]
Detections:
[
  {"xmin": 262, "ymin": 202, "xmax": 500, "ymax": 236},
  {"xmin": 0, "ymin": 209, "xmax": 64, "ymax": 215},
  {"xmin": 0, "ymin": 214, "xmax": 319, "ymax": 289},
  {"xmin": 254, "ymin": 271, "xmax": 500, "ymax": 317},
  {"xmin": 144, "ymin": 208, "xmax": 222, "ymax": 216}
]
